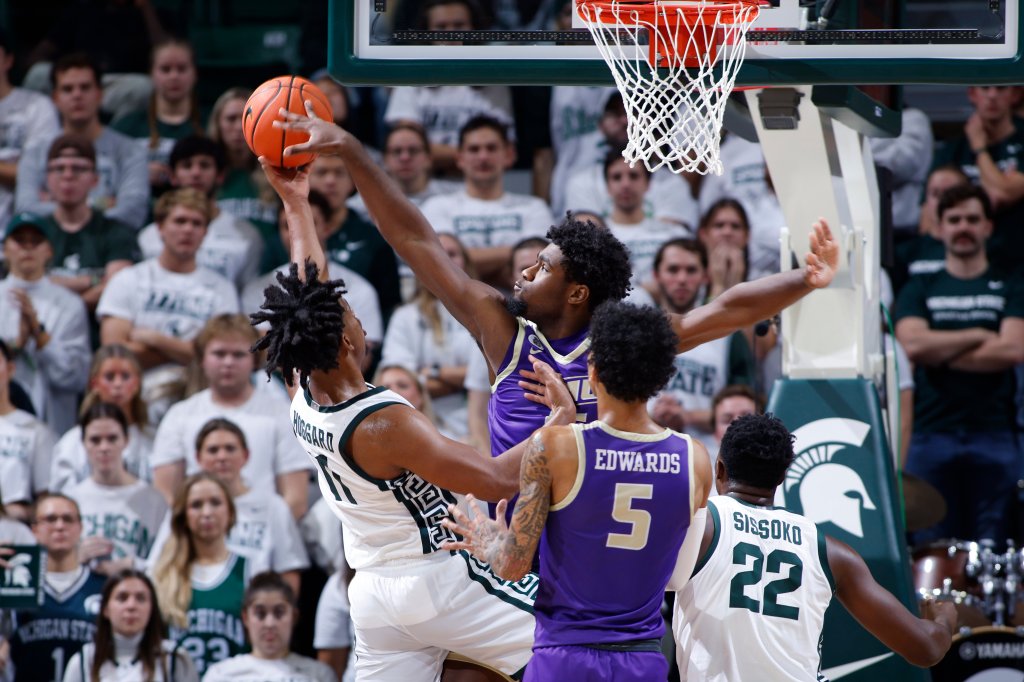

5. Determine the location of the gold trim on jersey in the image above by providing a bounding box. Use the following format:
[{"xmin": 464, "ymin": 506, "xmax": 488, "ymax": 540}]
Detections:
[
  {"xmin": 684, "ymin": 433, "xmax": 696, "ymax": 518},
  {"xmin": 591, "ymin": 420, "xmax": 675, "ymax": 443},
  {"xmin": 551, "ymin": 424, "xmax": 588, "ymax": 511},
  {"xmin": 522, "ymin": 317, "xmax": 591, "ymax": 365},
  {"xmin": 491, "ymin": 321, "xmax": 528, "ymax": 392}
]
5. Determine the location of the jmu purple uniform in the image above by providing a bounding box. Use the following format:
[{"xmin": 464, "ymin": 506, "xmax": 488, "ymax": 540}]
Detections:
[
  {"xmin": 488, "ymin": 318, "xmax": 597, "ymax": 456},
  {"xmin": 527, "ymin": 421, "xmax": 695, "ymax": 681}
]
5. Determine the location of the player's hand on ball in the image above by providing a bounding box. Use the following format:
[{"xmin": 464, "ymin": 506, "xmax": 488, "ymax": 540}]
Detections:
[
  {"xmin": 274, "ymin": 101, "xmax": 349, "ymax": 157},
  {"xmin": 441, "ymin": 495, "xmax": 507, "ymax": 563},
  {"xmin": 519, "ymin": 356, "xmax": 576, "ymax": 425},
  {"xmin": 804, "ymin": 218, "xmax": 838, "ymax": 289},
  {"xmin": 258, "ymin": 156, "xmax": 311, "ymax": 203}
]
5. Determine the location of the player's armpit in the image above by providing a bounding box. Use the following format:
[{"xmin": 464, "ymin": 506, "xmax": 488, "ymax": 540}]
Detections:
[{"xmin": 828, "ymin": 537, "xmax": 953, "ymax": 667}]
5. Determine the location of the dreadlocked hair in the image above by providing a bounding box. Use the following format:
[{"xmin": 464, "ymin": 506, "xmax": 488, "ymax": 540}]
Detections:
[
  {"xmin": 250, "ymin": 260, "xmax": 348, "ymax": 386},
  {"xmin": 547, "ymin": 213, "xmax": 632, "ymax": 310}
]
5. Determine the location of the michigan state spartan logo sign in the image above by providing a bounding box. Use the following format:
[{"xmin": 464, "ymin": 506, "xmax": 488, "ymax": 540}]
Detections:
[
  {"xmin": 767, "ymin": 378, "xmax": 929, "ymax": 682},
  {"xmin": 777, "ymin": 417, "xmax": 876, "ymax": 539}
]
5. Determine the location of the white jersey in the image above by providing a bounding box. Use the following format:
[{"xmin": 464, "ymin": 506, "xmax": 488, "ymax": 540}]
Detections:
[
  {"xmin": 138, "ymin": 212, "xmax": 263, "ymax": 290},
  {"xmin": 607, "ymin": 216, "xmax": 691, "ymax": 286},
  {"xmin": 291, "ymin": 385, "xmax": 463, "ymax": 569},
  {"xmin": 420, "ymin": 189, "xmax": 553, "ymax": 250},
  {"xmin": 674, "ymin": 495, "xmax": 835, "ymax": 682},
  {"xmin": 202, "ymin": 653, "xmax": 337, "ymax": 682}
]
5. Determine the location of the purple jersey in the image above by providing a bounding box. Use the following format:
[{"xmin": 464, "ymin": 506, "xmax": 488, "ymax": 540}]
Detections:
[
  {"xmin": 534, "ymin": 421, "xmax": 694, "ymax": 647},
  {"xmin": 487, "ymin": 318, "xmax": 596, "ymax": 456}
]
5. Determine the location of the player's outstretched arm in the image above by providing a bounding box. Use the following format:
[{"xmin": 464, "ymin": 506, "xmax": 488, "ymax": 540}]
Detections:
[
  {"xmin": 828, "ymin": 537, "xmax": 955, "ymax": 667},
  {"xmin": 350, "ymin": 364, "xmax": 576, "ymax": 502},
  {"xmin": 259, "ymin": 157, "xmax": 327, "ymax": 282},
  {"xmin": 442, "ymin": 427, "xmax": 569, "ymax": 580},
  {"xmin": 670, "ymin": 219, "xmax": 839, "ymax": 354},
  {"xmin": 274, "ymin": 104, "xmax": 516, "ymax": 361}
]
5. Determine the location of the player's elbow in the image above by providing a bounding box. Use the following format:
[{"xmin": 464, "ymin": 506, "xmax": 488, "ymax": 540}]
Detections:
[{"xmin": 902, "ymin": 626, "xmax": 952, "ymax": 668}]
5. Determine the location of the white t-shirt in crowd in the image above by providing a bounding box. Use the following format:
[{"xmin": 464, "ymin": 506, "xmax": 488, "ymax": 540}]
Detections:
[
  {"xmin": 149, "ymin": 383, "xmax": 312, "ymax": 495},
  {"xmin": 385, "ymin": 85, "xmax": 516, "ymax": 148},
  {"xmin": 203, "ymin": 653, "xmax": 337, "ymax": 682},
  {"xmin": 148, "ymin": 487, "xmax": 309, "ymax": 576},
  {"xmin": 0, "ymin": 408, "xmax": 57, "ymax": 497},
  {"xmin": 243, "ymin": 260, "xmax": 383, "ymax": 344},
  {"xmin": 137, "ymin": 212, "xmax": 263, "ymax": 291},
  {"xmin": 607, "ymin": 217, "xmax": 691, "ymax": 287},
  {"xmin": 420, "ymin": 189, "xmax": 553, "ymax": 249},
  {"xmin": 549, "ymin": 86, "xmax": 617, "ymax": 216},
  {"xmin": 0, "ymin": 87, "xmax": 59, "ymax": 227},
  {"xmin": 564, "ymin": 159, "xmax": 700, "ymax": 230},
  {"xmin": 65, "ymin": 478, "xmax": 168, "ymax": 563},
  {"xmin": 50, "ymin": 423, "xmax": 155, "ymax": 492},
  {"xmin": 97, "ymin": 259, "xmax": 240, "ymax": 342},
  {"xmin": 380, "ymin": 300, "xmax": 484, "ymax": 438}
]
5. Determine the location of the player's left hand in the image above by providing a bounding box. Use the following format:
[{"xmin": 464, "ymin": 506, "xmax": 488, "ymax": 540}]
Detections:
[
  {"xmin": 804, "ymin": 218, "xmax": 838, "ymax": 290},
  {"xmin": 441, "ymin": 494, "xmax": 508, "ymax": 563},
  {"xmin": 519, "ymin": 356, "xmax": 576, "ymax": 425}
]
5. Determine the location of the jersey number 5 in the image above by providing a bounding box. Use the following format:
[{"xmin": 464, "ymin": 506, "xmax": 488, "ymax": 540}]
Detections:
[
  {"xmin": 606, "ymin": 483, "xmax": 653, "ymax": 551},
  {"xmin": 729, "ymin": 542, "xmax": 803, "ymax": 620}
]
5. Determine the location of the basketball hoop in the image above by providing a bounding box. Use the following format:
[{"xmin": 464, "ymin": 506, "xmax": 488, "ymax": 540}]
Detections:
[{"xmin": 576, "ymin": 0, "xmax": 760, "ymax": 175}]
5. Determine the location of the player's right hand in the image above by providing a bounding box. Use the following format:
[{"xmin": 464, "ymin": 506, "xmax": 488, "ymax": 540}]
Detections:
[{"xmin": 276, "ymin": 101, "xmax": 350, "ymax": 157}]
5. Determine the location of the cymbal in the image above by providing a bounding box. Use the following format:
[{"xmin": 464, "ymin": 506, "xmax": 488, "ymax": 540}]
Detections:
[{"xmin": 901, "ymin": 472, "xmax": 947, "ymax": 532}]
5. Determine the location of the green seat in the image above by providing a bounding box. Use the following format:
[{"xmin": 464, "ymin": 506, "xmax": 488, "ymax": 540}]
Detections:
[{"xmin": 191, "ymin": 24, "xmax": 302, "ymax": 109}]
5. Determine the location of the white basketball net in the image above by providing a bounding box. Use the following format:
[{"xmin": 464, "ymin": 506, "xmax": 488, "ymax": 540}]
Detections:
[{"xmin": 576, "ymin": 0, "xmax": 760, "ymax": 175}]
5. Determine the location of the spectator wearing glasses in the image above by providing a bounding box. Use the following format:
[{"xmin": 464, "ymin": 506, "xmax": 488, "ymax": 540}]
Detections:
[
  {"xmin": 38, "ymin": 135, "xmax": 139, "ymax": 314},
  {"xmin": 3, "ymin": 494, "xmax": 106, "ymax": 682},
  {"xmin": 15, "ymin": 53, "xmax": 149, "ymax": 231}
]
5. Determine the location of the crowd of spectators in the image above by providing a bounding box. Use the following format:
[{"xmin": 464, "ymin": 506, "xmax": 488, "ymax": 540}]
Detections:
[{"xmin": 0, "ymin": 1, "xmax": 1022, "ymax": 680}]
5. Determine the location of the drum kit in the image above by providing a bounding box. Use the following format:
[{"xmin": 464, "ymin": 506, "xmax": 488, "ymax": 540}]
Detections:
[{"xmin": 905, "ymin": 473, "xmax": 1024, "ymax": 681}]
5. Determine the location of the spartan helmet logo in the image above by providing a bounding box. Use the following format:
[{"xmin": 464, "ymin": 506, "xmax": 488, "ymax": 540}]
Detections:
[{"xmin": 775, "ymin": 418, "xmax": 876, "ymax": 538}]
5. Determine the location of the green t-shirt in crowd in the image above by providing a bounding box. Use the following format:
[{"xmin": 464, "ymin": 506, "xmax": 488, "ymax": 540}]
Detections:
[
  {"xmin": 892, "ymin": 234, "xmax": 946, "ymax": 296},
  {"xmin": 325, "ymin": 209, "xmax": 402, "ymax": 317},
  {"xmin": 42, "ymin": 211, "xmax": 140, "ymax": 279},
  {"xmin": 932, "ymin": 121, "xmax": 1024, "ymax": 274},
  {"xmin": 110, "ymin": 110, "xmax": 204, "ymax": 166},
  {"xmin": 894, "ymin": 266, "xmax": 1024, "ymax": 433}
]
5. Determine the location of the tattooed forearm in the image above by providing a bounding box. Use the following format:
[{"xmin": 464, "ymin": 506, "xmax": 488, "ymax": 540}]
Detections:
[{"xmin": 486, "ymin": 432, "xmax": 552, "ymax": 580}]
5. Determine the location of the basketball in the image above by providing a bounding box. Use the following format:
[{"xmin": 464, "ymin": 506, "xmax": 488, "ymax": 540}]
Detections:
[{"xmin": 242, "ymin": 75, "xmax": 334, "ymax": 168}]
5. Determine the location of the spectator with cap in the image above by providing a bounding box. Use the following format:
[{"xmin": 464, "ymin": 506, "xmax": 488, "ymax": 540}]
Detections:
[
  {"xmin": 0, "ymin": 212, "xmax": 91, "ymax": 436},
  {"xmin": 37, "ymin": 134, "xmax": 139, "ymax": 315},
  {"xmin": 16, "ymin": 52, "xmax": 150, "ymax": 231},
  {"xmin": 0, "ymin": 26, "xmax": 60, "ymax": 230}
]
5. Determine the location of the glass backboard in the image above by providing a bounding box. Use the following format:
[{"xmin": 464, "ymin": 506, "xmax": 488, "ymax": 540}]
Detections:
[{"xmin": 330, "ymin": 0, "xmax": 1023, "ymax": 86}]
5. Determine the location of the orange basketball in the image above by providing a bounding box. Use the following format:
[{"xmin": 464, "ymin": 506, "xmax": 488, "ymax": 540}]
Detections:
[{"xmin": 242, "ymin": 75, "xmax": 334, "ymax": 168}]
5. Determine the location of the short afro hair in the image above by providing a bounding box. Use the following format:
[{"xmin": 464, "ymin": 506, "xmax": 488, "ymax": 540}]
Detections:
[
  {"xmin": 718, "ymin": 413, "xmax": 796, "ymax": 489},
  {"xmin": 589, "ymin": 301, "xmax": 676, "ymax": 402},
  {"xmin": 547, "ymin": 214, "xmax": 632, "ymax": 310},
  {"xmin": 250, "ymin": 260, "xmax": 347, "ymax": 386}
]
